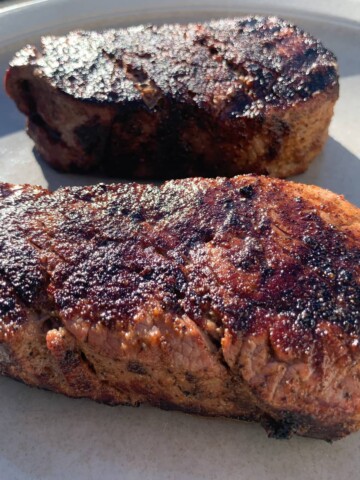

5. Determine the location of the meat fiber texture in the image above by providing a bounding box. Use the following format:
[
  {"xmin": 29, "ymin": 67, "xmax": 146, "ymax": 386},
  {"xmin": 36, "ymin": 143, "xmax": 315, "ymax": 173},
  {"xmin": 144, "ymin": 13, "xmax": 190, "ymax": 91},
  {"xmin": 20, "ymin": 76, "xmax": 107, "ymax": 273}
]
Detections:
[
  {"xmin": 6, "ymin": 16, "xmax": 338, "ymax": 179},
  {"xmin": 0, "ymin": 176, "xmax": 360, "ymax": 440}
]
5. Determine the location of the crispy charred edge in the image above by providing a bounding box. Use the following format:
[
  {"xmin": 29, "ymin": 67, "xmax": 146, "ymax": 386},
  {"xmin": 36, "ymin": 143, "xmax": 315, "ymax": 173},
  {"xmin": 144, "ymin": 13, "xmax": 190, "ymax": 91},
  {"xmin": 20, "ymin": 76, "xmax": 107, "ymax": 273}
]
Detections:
[{"xmin": 260, "ymin": 412, "xmax": 351, "ymax": 441}]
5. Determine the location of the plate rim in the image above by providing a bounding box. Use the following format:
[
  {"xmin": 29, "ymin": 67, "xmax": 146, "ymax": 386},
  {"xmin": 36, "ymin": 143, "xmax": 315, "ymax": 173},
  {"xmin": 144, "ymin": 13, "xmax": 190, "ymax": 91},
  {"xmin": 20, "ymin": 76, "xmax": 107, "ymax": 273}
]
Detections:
[{"xmin": 0, "ymin": 0, "xmax": 359, "ymax": 50}]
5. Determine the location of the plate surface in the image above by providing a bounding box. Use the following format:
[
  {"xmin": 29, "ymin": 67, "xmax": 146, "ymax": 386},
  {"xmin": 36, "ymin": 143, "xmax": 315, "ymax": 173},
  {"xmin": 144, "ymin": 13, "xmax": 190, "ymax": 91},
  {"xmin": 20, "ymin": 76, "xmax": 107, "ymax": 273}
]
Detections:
[{"xmin": 0, "ymin": 1, "xmax": 360, "ymax": 479}]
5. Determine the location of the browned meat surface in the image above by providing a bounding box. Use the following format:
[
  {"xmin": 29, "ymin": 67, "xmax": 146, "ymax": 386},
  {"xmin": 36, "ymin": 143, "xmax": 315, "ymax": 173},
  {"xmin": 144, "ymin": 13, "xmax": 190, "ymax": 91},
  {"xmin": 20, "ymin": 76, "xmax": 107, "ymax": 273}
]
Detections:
[
  {"xmin": 5, "ymin": 16, "xmax": 338, "ymax": 179},
  {"xmin": 1, "ymin": 175, "xmax": 360, "ymax": 440}
]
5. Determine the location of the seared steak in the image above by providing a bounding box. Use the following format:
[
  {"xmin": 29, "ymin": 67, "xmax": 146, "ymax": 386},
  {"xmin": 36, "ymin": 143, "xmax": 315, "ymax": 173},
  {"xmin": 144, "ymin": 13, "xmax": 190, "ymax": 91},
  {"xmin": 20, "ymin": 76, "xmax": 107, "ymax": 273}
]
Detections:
[
  {"xmin": 5, "ymin": 16, "xmax": 338, "ymax": 179},
  {"xmin": 0, "ymin": 175, "xmax": 360, "ymax": 440}
]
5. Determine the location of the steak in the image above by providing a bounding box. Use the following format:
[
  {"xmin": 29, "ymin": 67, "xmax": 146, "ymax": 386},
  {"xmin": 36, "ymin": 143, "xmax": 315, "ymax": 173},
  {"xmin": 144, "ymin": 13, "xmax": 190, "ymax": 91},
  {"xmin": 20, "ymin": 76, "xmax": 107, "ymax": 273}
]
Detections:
[
  {"xmin": 0, "ymin": 175, "xmax": 360, "ymax": 440},
  {"xmin": 5, "ymin": 16, "xmax": 338, "ymax": 179}
]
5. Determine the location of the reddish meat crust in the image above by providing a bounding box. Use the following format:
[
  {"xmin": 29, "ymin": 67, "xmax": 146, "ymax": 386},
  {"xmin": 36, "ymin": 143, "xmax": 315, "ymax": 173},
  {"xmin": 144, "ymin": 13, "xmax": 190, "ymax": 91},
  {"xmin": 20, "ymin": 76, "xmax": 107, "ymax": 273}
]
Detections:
[
  {"xmin": 5, "ymin": 16, "xmax": 338, "ymax": 178},
  {"xmin": 0, "ymin": 176, "xmax": 360, "ymax": 440}
]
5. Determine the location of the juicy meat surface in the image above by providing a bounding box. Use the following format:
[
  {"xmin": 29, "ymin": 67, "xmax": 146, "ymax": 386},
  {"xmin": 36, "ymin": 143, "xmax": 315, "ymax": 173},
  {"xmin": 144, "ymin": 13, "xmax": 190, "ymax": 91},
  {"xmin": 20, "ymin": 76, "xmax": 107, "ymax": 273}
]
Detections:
[
  {"xmin": 0, "ymin": 175, "xmax": 360, "ymax": 440},
  {"xmin": 5, "ymin": 16, "xmax": 338, "ymax": 178}
]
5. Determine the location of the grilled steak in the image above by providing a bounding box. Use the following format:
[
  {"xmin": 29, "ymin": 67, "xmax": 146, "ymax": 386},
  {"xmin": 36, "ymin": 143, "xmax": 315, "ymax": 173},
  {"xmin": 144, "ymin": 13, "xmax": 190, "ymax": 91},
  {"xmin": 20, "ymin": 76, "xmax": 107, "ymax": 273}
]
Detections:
[
  {"xmin": 0, "ymin": 175, "xmax": 360, "ymax": 440},
  {"xmin": 5, "ymin": 16, "xmax": 338, "ymax": 179}
]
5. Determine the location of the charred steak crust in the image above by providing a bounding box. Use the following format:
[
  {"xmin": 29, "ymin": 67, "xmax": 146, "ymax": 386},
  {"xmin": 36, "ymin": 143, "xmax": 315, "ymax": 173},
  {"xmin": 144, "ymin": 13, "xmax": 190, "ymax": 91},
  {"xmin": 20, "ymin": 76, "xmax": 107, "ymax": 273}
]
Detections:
[
  {"xmin": 1, "ymin": 176, "xmax": 360, "ymax": 440},
  {"xmin": 5, "ymin": 16, "xmax": 338, "ymax": 178}
]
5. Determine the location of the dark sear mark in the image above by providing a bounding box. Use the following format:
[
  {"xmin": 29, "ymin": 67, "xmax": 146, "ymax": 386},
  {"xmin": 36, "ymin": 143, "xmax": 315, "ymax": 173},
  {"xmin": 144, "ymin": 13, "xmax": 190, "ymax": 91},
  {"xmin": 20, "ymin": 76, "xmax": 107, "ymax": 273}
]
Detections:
[{"xmin": 127, "ymin": 361, "xmax": 148, "ymax": 375}]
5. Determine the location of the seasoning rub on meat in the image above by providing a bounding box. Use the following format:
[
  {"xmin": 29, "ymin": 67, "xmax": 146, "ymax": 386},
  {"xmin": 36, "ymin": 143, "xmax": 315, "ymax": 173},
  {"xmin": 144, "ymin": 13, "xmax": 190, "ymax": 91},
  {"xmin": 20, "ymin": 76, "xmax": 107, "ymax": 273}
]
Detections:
[
  {"xmin": 1, "ymin": 176, "xmax": 360, "ymax": 440},
  {"xmin": 6, "ymin": 17, "xmax": 338, "ymax": 179}
]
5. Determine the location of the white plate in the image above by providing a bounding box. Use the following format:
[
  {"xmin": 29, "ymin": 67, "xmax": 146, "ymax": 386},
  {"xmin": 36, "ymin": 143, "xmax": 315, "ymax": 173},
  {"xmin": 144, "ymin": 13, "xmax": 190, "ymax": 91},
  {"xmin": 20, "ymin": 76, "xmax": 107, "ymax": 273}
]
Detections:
[{"xmin": 0, "ymin": 1, "xmax": 359, "ymax": 479}]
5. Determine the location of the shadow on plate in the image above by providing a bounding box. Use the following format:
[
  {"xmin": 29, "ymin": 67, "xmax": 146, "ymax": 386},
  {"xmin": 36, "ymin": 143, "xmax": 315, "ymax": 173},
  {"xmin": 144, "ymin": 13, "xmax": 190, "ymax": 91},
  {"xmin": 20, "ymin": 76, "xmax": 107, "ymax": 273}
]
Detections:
[
  {"xmin": 292, "ymin": 136, "xmax": 360, "ymax": 206},
  {"xmin": 34, "ymin": 148, "xmax": 125, "ymax": 190},
  {"xmin": 0, "ymin": 85, "xmax": 25, "ymax": 137}
]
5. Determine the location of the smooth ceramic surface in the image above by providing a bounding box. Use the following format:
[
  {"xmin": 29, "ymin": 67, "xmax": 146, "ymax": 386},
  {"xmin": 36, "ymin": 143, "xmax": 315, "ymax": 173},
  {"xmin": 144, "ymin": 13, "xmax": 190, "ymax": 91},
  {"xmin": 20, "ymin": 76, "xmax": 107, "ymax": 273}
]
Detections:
[{"xmin": 0, "ymin": 1, "xmax": 359, "ymax": 479}]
